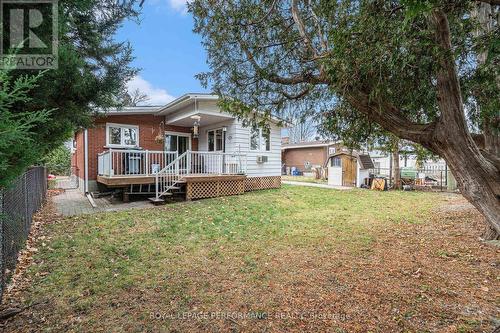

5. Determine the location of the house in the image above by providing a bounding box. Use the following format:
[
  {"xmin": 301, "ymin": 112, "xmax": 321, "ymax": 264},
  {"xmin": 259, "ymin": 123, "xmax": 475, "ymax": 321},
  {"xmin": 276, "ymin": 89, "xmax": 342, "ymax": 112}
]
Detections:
[
  {"xmin": 72, "ymin": 93, "xmax": 283, "ymax": 202},
  {"xmin": 369, "ymin": 150, "xmax": 447, "ymax": 173},
  {"xmin": 281, "ymin": 140, "xmax": 341, "ymax": 174},
  {"xmin": 326, "ymin": 152, "xmax": 374, "ymax": 187}
]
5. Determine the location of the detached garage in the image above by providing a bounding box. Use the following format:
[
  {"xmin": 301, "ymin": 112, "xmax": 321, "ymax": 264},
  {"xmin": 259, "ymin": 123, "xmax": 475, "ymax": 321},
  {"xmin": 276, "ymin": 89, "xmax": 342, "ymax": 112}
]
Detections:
[{"xmin": 326, "ymin": 152, "xmax": 374, "ymax": 187}]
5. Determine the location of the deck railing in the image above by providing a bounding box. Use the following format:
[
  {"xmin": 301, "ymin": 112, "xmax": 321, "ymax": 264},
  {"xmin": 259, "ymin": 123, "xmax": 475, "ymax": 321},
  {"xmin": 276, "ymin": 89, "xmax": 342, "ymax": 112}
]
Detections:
[
  {"xmin": 97, "ymin": 149, "xmax": 178, "ymax": 177},
  {"xmin": 189, "ymin": 151, "xmax": 247, "ymax": 175},
  {"xmin": 155, "ymin": 150, "xmax": 247, "ymax": 199}
]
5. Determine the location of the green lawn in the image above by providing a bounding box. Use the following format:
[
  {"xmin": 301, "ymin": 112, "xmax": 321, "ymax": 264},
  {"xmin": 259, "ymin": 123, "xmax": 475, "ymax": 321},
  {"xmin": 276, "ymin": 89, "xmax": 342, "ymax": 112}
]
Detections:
[{"xmin": 7, "ymin": 186, "xmax": 499, "ymax": 332}]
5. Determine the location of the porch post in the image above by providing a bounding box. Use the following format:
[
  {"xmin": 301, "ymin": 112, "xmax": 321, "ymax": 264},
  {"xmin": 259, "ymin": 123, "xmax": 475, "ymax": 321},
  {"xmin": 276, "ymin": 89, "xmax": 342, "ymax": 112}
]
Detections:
[{"xmin": 145, "ymin": 150, "xmax": 149, "ymax": 176}]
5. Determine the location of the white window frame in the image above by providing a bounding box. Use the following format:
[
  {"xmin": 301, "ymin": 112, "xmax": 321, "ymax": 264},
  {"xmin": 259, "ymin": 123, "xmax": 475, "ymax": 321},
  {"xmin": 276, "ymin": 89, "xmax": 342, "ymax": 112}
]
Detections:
[
  {"xmin": 106, "ymin": 123, "xmax": 139, "ymax": 148},
  {"xmin": 165, "ymin": 131, "xmax": 192, "ymax": 152},
  {"xmin": 207, "ymin": 128, "xmax": 224, "ymax": 152},
  {"xmin": 250, "ymin": 127, "xmax": 270, "ymax": 152},
  {"xmin": 331, "ymin": 156, "xmax": 342, "ymax": 167}
]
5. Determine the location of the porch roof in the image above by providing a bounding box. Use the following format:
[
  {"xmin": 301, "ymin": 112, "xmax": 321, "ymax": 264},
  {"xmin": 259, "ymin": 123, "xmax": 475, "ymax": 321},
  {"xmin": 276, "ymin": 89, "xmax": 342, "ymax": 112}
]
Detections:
[
  {"xmin": 166, "ymin": 110, "xmax": 234, "ymax": 127},
  {"xmin": 156, "ymin": 93, "xmax": 219, "ymax": 115},
  {"xmin": 155, "ymin": 93, "xmax": 234, "ymax": 127}
]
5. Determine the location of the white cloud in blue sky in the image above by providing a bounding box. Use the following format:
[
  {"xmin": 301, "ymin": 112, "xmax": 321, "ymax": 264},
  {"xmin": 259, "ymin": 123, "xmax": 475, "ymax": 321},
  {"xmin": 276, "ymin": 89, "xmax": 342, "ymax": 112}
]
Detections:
[
  {"xmin": 168, "ymin": 0, "xmax": 188, "ymax": 13},
  {"xmin": 127, "ymin": 75, "xmax": 176, "ymax": 105}
]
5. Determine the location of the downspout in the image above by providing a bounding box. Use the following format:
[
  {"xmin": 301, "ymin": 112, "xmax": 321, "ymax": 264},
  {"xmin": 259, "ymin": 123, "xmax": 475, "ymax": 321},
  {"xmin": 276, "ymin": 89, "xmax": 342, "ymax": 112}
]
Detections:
[{"xmin": 84, "ymin": 129, "xmax": 89, "ymax": 193}]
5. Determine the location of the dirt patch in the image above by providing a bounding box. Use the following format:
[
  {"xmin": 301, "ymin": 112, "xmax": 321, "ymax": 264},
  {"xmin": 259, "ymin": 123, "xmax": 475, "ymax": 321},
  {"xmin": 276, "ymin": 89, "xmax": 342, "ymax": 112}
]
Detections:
[{"xmin": 437, "ymin": 193, "xmax": 475, "ymax": 213}]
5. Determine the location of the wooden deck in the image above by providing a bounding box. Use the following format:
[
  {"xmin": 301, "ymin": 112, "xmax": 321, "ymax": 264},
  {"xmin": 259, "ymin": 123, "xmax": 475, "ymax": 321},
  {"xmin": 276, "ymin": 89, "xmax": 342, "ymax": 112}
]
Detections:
[
  {"xmin": 97, "ymin": 174, "xmax": 246, "ymax": 187},
  {"xmin": 97, "ymin": 175, "xmax": 158, "ymax": 187}
]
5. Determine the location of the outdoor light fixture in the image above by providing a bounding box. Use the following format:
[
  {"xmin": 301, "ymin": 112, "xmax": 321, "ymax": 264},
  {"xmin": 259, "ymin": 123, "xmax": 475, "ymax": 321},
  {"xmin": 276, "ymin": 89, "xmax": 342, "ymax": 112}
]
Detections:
[
  {"xmin": 222, "ymin": 126, "xmax": 227, "ymax": 132},
  {"xmin": 191, "ymin": 115, "xmax": 201, "ymax": 138}
]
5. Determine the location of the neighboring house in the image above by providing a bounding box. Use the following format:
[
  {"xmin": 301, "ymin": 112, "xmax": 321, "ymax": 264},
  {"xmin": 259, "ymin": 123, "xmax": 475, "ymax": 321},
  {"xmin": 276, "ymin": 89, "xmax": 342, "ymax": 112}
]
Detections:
[
  {"xmin": 326, "ymin": 152, "xmax": 374, "ymax": 187},
  {"xmin": 281, "ymin": 140, "xmax": 342, "ymax": 173},
  {"xmin": 72, "ymin": 93, "xmax": 283, "ymax": 201},
  {"xmin": 369, "ymin": 150, "xmax": 447, "ymax": 173}
]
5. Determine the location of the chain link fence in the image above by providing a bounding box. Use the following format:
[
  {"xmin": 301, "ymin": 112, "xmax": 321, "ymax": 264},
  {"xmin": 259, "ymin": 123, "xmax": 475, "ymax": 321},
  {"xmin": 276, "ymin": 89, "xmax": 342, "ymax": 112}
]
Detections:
[
  {"xmin": 0, "ymin": 166, "xmax": 47, "ymax": 302},
  {"xmin": 369, "ymin": 167, "xmax": 458, "ymax": 192}
]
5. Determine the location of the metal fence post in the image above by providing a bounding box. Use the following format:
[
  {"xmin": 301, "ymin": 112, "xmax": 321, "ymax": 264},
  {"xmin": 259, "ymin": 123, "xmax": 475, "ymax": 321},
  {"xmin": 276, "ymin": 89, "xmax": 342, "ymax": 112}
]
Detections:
[
  {"xmin": 440, "ymin": 170, "xmax": 443, "ymax": 192},
  {"xmin": 0, "ymin": 190, "xmax": 4, "ymax": 301}
]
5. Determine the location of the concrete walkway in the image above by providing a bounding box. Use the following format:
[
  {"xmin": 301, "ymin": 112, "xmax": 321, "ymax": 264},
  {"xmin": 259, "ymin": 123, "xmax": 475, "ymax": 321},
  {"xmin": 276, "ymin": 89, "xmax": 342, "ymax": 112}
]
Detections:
[
  {"xmin": 53, "ymin": 189, "xmax": 153, "ymax": 216},
  {"xmin": 282, "ymin": 181, "xmax": 352, "ymax": 190}
]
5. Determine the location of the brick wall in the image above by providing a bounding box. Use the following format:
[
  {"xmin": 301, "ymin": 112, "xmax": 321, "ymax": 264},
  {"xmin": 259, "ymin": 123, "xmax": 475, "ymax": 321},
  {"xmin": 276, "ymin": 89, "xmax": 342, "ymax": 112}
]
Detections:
[
  {"xmin": 282, "ymin": 146, "xmax": 328, "ymax": 171},
  {"xmin": 72, "ymin": 114, "xmax": 197, "ymax": 181}
]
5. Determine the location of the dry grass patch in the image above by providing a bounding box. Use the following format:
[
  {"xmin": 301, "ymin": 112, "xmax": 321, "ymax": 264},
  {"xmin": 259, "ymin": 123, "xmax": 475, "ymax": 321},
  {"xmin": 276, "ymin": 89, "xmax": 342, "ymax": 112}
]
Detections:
[{"xmin": 1, "ymin": 187, "xmax": 498, "ymax": 332}]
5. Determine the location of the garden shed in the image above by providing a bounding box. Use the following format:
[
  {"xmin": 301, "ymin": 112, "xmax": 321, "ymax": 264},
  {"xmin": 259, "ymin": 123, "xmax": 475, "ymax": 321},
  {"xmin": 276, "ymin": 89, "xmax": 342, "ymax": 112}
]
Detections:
[{"xmin": 326, "ymin": 152, "xmax": 374, "ymax": 187}]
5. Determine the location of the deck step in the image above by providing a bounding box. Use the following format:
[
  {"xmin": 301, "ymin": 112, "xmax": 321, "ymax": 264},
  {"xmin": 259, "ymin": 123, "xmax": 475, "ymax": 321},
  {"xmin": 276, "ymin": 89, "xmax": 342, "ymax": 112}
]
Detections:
[{"xmin": 148, "ymin": 197, "xmax": 168, "ymax": 205}]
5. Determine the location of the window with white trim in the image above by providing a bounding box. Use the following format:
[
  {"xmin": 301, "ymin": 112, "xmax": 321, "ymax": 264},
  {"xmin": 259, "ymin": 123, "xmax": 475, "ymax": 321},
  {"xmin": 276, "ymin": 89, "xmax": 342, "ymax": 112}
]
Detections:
[
  {"xmin": 250, "ymin": 127, "xmax": 270, "ymax": 151},
  {"xmin": 207, "ymin": 128, "xmax": 224, "ymax": 151},
  {"xmin": 331, "ymin": 157, "xmax": 341, "ymax": 167},
  {"xmin": 106, "ymin": 123, "xmax": 139, "ymax": 147}
]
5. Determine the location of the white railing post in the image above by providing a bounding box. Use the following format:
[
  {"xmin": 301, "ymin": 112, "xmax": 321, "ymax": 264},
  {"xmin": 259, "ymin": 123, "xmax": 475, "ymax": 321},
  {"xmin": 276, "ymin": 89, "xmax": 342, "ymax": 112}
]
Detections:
[
  {"xmin": 98, "ymin": 153, "xmax": 102, "ymax": 176},
  {"xmin": 187, "ymin": 150, "xmax": 192, "ymax": 175},
  {"xmin": 155, "ymin": 172, "xmax": 159, "ymax": 199},
  {"xmin": 145, "ymin": 150, "xmax": 149, "ymax": 176},
  {"xmin": 109, "ymin": 149, "xmax": 113, "ymax": 177}
]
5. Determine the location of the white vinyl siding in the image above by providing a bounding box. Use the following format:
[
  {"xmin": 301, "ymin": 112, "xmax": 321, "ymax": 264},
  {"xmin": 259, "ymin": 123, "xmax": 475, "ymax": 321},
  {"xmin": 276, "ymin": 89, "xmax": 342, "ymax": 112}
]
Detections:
[{"xmin": 199, "ymin": 118, "xmax": 282, "ymax": 177}]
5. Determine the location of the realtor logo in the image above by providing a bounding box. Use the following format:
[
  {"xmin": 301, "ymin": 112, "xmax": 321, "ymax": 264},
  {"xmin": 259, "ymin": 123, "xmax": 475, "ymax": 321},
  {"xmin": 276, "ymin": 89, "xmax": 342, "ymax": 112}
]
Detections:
[{"xmin": 0, "ymin": 0, "xmax": 58, "ymax": 69}]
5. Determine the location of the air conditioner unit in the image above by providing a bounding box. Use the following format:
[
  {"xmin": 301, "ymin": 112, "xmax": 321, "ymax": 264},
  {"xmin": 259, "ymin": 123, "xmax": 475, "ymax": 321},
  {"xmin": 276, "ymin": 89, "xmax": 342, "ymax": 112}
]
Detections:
[{"xmin": 256, "ymin": 155, "xmax": 268, "ymax": 163}]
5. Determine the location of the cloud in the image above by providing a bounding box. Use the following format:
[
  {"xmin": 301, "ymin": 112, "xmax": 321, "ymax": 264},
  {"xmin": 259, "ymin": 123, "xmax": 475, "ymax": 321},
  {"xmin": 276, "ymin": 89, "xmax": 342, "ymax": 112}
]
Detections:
[
  {"xmin": 126, "ymin": 75, "xmax": 175, "ymax": 105},
  {"xmin": 168, "ymin": 0, "xmax": 188, "ymax": 13}
]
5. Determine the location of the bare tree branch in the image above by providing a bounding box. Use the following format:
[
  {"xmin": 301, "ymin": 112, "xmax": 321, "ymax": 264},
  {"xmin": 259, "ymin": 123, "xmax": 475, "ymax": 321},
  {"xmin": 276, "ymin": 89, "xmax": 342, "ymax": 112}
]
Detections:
[
  {"xmin": 291, "ymin": 0, "xmax": 316, "ymax": 56},
  {"xmin": 345, "ymin": 91, "xmax": 437, "ymax": 144},
  {"xmin": 476, "ymin": 0, "xmax": 500, "ymax": 5},
  {"xmin": 238, "ymin": 39, "xmax": 328, "ymax": 84},
  {"xmin": 307, "ymin": 0, "xmax": 328, "ymax": 52},
  {"xmin": 242, "ymin": 0, "xmax": 280, "ymax": 26}
]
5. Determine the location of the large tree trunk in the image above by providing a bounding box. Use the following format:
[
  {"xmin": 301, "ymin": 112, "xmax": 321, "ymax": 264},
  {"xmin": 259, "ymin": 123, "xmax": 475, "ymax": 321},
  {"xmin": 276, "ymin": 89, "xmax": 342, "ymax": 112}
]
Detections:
[
  {"xmin": 353, "ymin": 11, "xmax": 500, "ymax": 240},
  {"xmin": 392, "ymin": 148, "xmax": 401, "ymax": 190},
  {"xmin": 429, "ymin": 10, "xmax": 500, "ymax": 240},
  {"xmin": 429, "ymin": 133, "xmax": 500, "ymax": 239}
]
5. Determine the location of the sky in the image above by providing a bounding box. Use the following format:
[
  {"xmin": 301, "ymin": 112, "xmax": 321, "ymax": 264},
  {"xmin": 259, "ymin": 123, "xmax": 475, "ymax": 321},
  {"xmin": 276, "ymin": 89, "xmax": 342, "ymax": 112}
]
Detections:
[{"xmin": 115, "ymin": 0, "xmax": 209, "ymax": 105}]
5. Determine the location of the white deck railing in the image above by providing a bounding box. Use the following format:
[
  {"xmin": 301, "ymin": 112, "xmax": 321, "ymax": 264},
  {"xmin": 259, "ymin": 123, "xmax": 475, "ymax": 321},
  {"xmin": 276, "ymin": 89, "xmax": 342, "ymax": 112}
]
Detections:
[
  {"xmin": 97, "ymin": 149, "xmax": 178, "ymax": 177},
  {"xmin": 155, "ymin": 150, "xmax": 247, "ymax": 199}
]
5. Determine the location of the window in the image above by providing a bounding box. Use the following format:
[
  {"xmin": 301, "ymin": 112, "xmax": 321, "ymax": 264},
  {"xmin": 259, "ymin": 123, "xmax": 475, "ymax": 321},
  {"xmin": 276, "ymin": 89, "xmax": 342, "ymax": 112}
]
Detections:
[
  {"xmin": 329, "ymin": 147, "xmax": 336, "ymax": 155},
  {"xmin": 250, "ymin": 127, "xmax": 259, "ymax": 150},
  {"xmin": 106, "ymin": 123, "xmax": 138, "ymax": 147},
  {"xmin": 165, "ymin": 132, "xmax": 190, "ymax": 153},
  {"xmin": 250, "ymin": 127, "xmax": 271, "ymax": 151},
  {"xmin": 331, "ymin": 157, "xmax": 341, "ymax": 167},
  {"xmin": 208, "ymin": 129, "xmax": 224, "ymax": 151}
]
